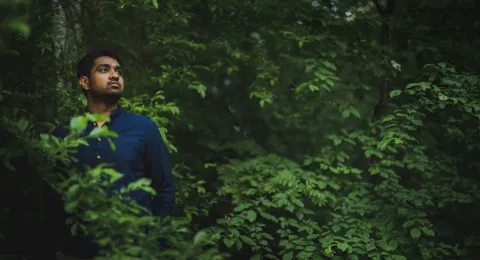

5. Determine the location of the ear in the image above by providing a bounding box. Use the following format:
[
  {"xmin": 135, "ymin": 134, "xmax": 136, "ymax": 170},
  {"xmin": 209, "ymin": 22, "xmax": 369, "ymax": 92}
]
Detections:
[{"xmin": 79, "ymin": 76, "xmax": 89, "ymax": 91}]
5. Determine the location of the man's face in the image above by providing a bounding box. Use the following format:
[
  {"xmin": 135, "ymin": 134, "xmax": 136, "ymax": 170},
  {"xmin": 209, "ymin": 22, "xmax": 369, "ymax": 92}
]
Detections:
[{"xmin": 81, "ymin": 56, "xmax": 124, "ymax": 99}]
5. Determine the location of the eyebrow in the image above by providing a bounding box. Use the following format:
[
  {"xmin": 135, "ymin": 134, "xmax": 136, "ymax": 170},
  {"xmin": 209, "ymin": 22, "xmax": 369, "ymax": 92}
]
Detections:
[{"xmin": 96, "ymin": 64, "xmax": 122, "ymax": 70}]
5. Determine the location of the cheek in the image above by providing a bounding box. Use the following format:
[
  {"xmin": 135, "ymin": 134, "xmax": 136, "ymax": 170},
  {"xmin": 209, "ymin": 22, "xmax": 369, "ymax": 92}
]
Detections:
[{"xmin": 92, "ymin": 74, "xmax": 108, "ymax": 86}]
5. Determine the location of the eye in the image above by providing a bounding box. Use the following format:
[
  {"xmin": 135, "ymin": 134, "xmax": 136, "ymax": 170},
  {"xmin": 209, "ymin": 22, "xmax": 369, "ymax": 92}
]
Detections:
[
  {"xmin": 116, "ymin": 69, "xmax": 123, "ymax": 76},
  {"xmin": 99, "ymin": 67, "xmax": 108, "ymax": 73}
]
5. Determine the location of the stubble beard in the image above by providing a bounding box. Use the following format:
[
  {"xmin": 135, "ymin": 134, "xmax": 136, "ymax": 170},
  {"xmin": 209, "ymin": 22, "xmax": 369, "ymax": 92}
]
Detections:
[{"xmin": 89, "ymin": 87, "xmax": 123, "ymax": 106}]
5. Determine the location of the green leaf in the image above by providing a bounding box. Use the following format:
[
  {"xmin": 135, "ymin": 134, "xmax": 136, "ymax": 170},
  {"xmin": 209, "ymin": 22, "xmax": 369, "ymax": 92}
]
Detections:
[
  {"xmin": 67, "ymin": 184, "xmax": 80, "ymax": 195},
  {"xmin": 410, "ymin": 228, "xmax": 421, "ymax": 239},
  {"xmin": 366, "ymin": 243, "xmax": 376, "ymax": 251},
  {"xmin": 188, "ymin": 82, "xmax": 207, "ymax": 98},
  {"xmin": 377, "ymin": 240, "xmax": 389, "ymax": 251},
  {"xmin": 152, "ymin": 0, "xmax": 159, "ymax": 8},
  {"xmin": 262, "ymin": 233, "xmax": 274, "ymax": 240},
  {"xmin": 70, "ymin": 223, "xmax": 78, "ymax": 236},
  {"xmin": 240, "ymin": 235, "xmax": 256, "ymax": 246},
  {"xmin": 337, "ymin": 242, "xmax": 348, "ymax": 251},
  {"xmin": 223, "ymin": 237, "xmax": 235, "ymax": 248},
  {"xmin": 193, "ymin": 231, "xmax": 208, "ymax": 244},
  {"xmin": 388, "ymin": 240, "xmax": 398, "ymax": 250},
  {"xmin": 259, "ymin": 239, "xmax": 268, "ymax": 246},
  {"xmin": 125, "ymin": 246, "xmax": 143, "ymax": 255},
  {"xmin": 406, "ymin": 82, "xmax": 425, "ymax": 89},
  {"xmin": 297, "ymin": 252, "xmax": 312, "ymax": 259},
  {"xmin": 88, "ymin": 127, "xmax": 118, "ymax": 138},
  {"xmin": 8, "ymin": 20, "xmax": 30, "ymax": 38},
  {"xmin": 89, "ymin": 127, "xmax": 106, "ymax": 138},
  {"xmin": 64, "ymin": 201, "xmax": 79, "ymax": 213},
  {"xmin": 258, "ymin": 210, "xmax": 278, "ymax": 223},
  {"xmin": 234, "ymin": 203, "xmax": 251, "ymax": 212},
  {"xmin": 70, "ymin": 116, "xmax": 88, "ymax": 132},
  {"xmin": 420, "ymin": 226, "xmax": 435, "ymax": 236},
  {"xmin": 296, "ymin": 212, "xmax": 304, "ymax": 220},
  {"xmin": 228, "ymin": 228, "xmax": 240, "ymax": 237},
  {"xmin": 246, "ymin": 210, "xmax": 257, "ymax": 222},
  {"xmin": 382, "ymin": 115, "xmax": 395, "ymax": 122},
  {"xmin": 322, "ymin": 61, "xmax": 337, "ymax": 71},
  {"xmin": 287, "ymin": 218, "xmax": 299, "ymax": 227},
  {"xmin": 411, "ymin": 119, "xmax": 423, "ymax": 126},
  {"xmin": 236, "ymin": 239, "xmax": 243, "ymax": 250},
  {"xmin": 283, "ymin": 251, "xmax": 294, "ymax": 260},
  {"xmin": 108, "ymin": 138, "xmax": 116, "ymax": 151},
  {"xmin": 350, "ymin": 107, "xmax": 361, "ymax": 118},
  {"xmin": 349, "ymin": 255, "xmax": 359, "ymax": 260},
  {"xmin": 86, "ymin": 113, "xmax": 109, "ymax": 122},
  {"xmin": 250, "ymin": 255, "xmax": 261, "ymax": 260},
  {"xmin": 292, "ymin": 198, "xmax": 304, "ymax": 208},
  {"xmin": 308, "ymin": 84, "xmax": 319, "ymax": 92},
  {"xmin": 439, "ymin": 93, "xmax": 448, "ymax": 101},
  {"xmin": 97, "ymin": 237, "xmax": 111, "ymax": 246},
  {"xmin": 390, "ymin": 90, "xmax": 402, "ymax": 97}
]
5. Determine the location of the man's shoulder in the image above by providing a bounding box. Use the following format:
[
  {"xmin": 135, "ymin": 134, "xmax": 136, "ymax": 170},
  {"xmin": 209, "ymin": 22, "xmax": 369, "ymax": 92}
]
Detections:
[{"xmin": 124, "ymin": 111, "xmax": 157, "ymax": 127}]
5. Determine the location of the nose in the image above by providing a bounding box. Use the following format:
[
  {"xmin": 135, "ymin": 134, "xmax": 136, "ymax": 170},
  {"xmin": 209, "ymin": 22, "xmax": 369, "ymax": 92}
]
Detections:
[{"xmin": 109, "ymin": 69, "xmax": 119, "ymax": 80}]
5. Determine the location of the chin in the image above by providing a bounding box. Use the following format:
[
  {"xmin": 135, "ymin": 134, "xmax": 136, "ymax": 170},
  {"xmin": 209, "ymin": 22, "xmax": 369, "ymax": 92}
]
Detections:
[
  {"xmin": 105, "ymin": 90, "xmax": 123, "ymax": 96},
  {"xmin": 96, "ymin": 92, "xmax": 123, "ymax": 104},
  {"xmin": 107, "ymin": 91, "xmax": 123, "ymax": 95}
]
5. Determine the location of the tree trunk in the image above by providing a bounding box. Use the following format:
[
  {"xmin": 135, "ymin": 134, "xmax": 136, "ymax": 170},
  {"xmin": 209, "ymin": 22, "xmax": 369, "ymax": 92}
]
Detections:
[
  {"xmin": 372, "ymin": 0, "xmax": 395, "ymax": 118},
  {"xmin": 50, "ymin": 0, "xmax": 83, "ymax": 119}
]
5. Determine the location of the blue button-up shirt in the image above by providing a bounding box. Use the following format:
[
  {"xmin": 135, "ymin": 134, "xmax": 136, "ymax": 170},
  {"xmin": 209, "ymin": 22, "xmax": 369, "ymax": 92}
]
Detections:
[
  {"xmin": 53, "ymin": 105, "xmax": 176, "ymax": 217},
  {"xmin": 45, "ymin": 105, "xmax": 175, "ymax": 257}
]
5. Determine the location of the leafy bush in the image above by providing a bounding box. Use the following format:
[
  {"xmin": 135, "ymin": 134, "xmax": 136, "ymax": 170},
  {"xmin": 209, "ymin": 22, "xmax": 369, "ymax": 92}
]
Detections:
[
  {"xmin": 208, "ymin": 63, "xmax": 480, "ymax": 259},
  {"xmin": 1, "ymin": 0, "xmax": 480, "ymax": 259},
  {"xmin": 0, "ymin": 111, "xmax": 226, "ymax": 259}
]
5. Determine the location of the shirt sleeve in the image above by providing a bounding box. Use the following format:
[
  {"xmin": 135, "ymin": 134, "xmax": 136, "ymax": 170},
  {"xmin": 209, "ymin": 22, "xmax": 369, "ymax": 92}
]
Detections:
[{"xmin": 144, "ymin": 121, "xmax": 176, "ymax": 217}]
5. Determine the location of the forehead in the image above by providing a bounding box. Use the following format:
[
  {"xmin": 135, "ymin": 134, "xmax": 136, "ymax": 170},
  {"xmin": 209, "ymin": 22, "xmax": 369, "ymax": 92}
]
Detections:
[{"xmin": 93, "ymin": 56, "xmax": 120, "ymax": 67}]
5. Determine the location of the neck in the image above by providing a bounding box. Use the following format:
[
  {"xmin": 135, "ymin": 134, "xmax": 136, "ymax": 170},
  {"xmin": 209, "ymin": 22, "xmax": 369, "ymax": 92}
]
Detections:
[{"xmin": 87, "ymin": 99, "xmax": 118, "ymax": 116}]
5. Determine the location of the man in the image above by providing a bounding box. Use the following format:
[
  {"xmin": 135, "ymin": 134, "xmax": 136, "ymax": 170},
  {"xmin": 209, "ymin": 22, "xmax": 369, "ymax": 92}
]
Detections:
[{"xmin": 44, "ymin": 48, "xmax": 176, "ymax": 259}]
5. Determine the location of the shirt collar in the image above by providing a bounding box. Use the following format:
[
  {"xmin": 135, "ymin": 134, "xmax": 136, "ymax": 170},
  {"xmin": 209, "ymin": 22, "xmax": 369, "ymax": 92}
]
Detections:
[{"xmin": 85, "ymin": 104, "xmax": 123, "ymax": 121}]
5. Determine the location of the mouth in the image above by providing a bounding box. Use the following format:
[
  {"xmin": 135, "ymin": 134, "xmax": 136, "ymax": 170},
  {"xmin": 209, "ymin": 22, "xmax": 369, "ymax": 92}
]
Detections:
[{"xmin": 108, "ymin": 82, "xmax": 121, "ymax": 88}]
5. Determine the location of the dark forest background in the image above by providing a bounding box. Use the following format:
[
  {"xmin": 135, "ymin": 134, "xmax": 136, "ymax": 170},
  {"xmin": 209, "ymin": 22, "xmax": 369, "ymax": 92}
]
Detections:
[{"xmin": 1, "ymin": 0, "xmax": 480, "ymax": 259}]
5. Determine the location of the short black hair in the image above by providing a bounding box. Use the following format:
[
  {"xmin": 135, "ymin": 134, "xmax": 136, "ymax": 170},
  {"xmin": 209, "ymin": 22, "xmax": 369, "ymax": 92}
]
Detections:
[{"xmin": 76, "ymin": 47, "xmax": 122, "ymax": 79}]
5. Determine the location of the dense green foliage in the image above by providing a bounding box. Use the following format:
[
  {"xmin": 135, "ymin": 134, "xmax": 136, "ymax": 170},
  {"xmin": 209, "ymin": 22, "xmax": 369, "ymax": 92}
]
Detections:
[{"xmin": 1, "ymin": 0, "xmax": 480, "ymax": 259}]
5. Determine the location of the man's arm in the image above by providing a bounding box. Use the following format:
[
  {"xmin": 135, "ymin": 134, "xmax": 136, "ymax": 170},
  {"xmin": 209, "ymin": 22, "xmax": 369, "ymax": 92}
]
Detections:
[{"xmin": 144, "ymin": 121, "xmax": 176, "ymax": 217}]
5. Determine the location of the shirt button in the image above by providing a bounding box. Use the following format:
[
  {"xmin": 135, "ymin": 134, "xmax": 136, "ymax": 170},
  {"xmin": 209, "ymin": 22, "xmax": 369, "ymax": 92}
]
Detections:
[
  {"xmin": 96, "ymin": 155, "xmax": 101, "ymax": 159},
  {"xmin": 97, "ymin": 138, "xmax": 101, "ymax": 141},
  {"xmin": 93, "ymin": 122, "xmax": 97, "ymax": 126}
]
